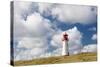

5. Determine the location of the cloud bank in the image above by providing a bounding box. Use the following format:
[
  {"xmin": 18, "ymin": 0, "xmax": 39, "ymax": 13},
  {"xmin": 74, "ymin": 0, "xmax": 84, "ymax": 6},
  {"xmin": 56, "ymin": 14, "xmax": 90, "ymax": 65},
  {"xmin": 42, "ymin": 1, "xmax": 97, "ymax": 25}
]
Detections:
[{"xmin": 81, "ymin": 44, "xmax": 97, "ymax": 53}]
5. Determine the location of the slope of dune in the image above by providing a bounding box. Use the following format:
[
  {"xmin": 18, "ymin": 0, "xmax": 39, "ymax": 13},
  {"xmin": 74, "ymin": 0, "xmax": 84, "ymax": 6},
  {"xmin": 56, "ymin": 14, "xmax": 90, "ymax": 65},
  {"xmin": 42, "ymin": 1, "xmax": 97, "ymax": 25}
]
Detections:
[{"xmin": 14, "ymin": 52, "xmax": 97, "ymax": 66}]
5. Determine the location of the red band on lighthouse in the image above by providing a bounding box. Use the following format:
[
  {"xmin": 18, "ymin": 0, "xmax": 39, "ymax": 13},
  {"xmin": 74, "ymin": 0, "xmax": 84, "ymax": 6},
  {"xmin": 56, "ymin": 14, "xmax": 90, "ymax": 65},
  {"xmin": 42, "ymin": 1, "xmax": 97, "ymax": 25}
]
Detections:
[{"xmin": 62, "ymin": 32, "xmax": 68, "ymax": 41}]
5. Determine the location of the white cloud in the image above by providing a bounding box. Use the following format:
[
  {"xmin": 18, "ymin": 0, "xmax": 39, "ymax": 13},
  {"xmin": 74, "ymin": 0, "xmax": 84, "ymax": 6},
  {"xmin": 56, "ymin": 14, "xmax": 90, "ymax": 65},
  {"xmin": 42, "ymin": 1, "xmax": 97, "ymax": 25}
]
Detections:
[
  {"xmin": 37, "ymin": 3, "xmax": 97, "ymax": 24},
  {"xmin": 17, "ymin": 37, "xmax": 48, "ymax": 49},
  {"xmin": 14, "ymin": 2, "xmax": 55, "ymax": 61},
  {"xmin": 15, "ymin": 37, "xmax": 49, "ymax": 61},
  {"xmin": 50, "ymin": 30, "xmax": 62, "ymax": 48},
  {"xmin": 15, "ymin": 35, "xmax": 62, "ymax": 61},
  {"xmin": 92, "ymin": 34, "xmax": 97, "ymax": 40},
  {"xmin": 50, "ymin": 26, "xmax": 83, "ymax": 55},
  {"xmin": 38, "ymin": 3, "xmax": 53, "ymax": 15},
  {"xmin": 51, "ymin": 5, "xmax": 97, "ymax": 24},
  {"xmin": 36, "ymin": 48, "xmax": 62, "ymax": 59},
  {"xmin": 24, "ymin": 12, "xmax": 54, "ymax": 37},
  {"xmin": 13, "ymin": 4, "xmax": 54, "ymax": 60},
  {"xmin": 14, "ymin": 1, "xmax": 32, "ymax": 16},
  {"xmin": 81, "ymin": 44, "xmax": 97, "ymax": 53},
  {"xmin": 15, "ymin": 48, "xmax": 48, "ymax": 61},
  {"xmin": 66, "ymin": 27, "xmax": 83, "ymax": 55},
  {"xmin": 14, "ymin": 8, "xmax": 56, "ymax": 61},
  {"xmin": 14, "ymin": 1, "xmax": 33, "ymax": 38}
]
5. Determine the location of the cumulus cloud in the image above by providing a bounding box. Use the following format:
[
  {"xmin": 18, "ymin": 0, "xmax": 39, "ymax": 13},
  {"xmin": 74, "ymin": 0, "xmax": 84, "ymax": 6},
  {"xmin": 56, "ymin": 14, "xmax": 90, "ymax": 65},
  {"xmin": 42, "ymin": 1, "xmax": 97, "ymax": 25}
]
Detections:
[
  {"xmin": 15, "ymin": 37, "xmax": 48, "ymax": 60},
  {"xmin": 24, "ymin": 12, "xmax": 54, "ymax": 37},
  {"xmin": 17, "ymin": 37, "xmax": 48, "ymax": 49},
  {"xmin": 50, "ymin": 26, "xmax": 83, "ymax": 55},
  {"xmin": 66, "ymin": 27, "xmax": 83, "ymax": 55},
  {"xmin": 13, "ymin": 2, "xmax": 54, "ymax": 60},
  {"xmin": 14, "ymin": 12, "xmax": 55, "ymax": 61},
  {"xmin": 14, "ymin": 2, "xmax": 57, "ymax": 60},
  {"xmin": 51, "ymin": 5, "xmax": 97, "ymax": 24},
  {"xmin": 15, "ymin": 37, "xmax": 61, "ymax": 61},
  {"xmin": 38, "ymin": 3, "xmax": 53, "ymax": 15},
  {"xmin": 14, "ymin": 1, "xmax": 32, "ymax": 21},
  {"xmin": 14, "ymin": 1, "xmax": 32, "ymax": 11},
  {"xmin": 50, "ymin": 30, "xmax": 62, "ymax": 48},
  {"xmin": 81, "ymin": 44, "xmax": 97, "ymax": 53},
  {"xmin": 13, "ymin": 1, "xmax": 33, "ymax": 38},
  {"xmin": 92, "ymin": 34, "xmax": 97, "ymax": 40},
  {"xmin": 37, "ymin": 3, "xmax": 97, "ymax": 24}
]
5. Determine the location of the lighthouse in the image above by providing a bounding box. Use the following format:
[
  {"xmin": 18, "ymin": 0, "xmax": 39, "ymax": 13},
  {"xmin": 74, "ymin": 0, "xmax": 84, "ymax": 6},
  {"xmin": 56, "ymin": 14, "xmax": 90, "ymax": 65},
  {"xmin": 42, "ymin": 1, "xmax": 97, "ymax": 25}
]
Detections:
[{"xmin": 62, "ymin": 32, "xmax": 69, "ymax": 56}]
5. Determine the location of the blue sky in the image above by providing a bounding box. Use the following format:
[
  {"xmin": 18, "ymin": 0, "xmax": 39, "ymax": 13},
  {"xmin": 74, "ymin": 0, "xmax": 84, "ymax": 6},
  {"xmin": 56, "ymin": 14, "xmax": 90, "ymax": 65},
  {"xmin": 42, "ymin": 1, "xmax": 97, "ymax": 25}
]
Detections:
[{"xmin": 13, "ymin": 1, "xmax": 97, "ymax": 61}]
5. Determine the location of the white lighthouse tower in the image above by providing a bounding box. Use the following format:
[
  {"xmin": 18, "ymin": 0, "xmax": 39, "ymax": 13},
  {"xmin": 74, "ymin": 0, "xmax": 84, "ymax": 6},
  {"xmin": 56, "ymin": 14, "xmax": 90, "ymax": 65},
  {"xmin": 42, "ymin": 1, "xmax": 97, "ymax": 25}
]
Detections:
[{"xmin": 62, "ymin": 32, "xmax": 69, "ymax": 56}]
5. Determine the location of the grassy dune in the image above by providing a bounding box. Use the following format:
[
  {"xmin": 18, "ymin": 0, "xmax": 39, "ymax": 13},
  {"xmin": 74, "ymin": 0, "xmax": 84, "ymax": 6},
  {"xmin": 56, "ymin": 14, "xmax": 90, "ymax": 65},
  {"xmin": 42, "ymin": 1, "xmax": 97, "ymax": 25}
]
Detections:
[{"xmin": 14, "ymin": 52, "xmax": 97, "ymax": 66}]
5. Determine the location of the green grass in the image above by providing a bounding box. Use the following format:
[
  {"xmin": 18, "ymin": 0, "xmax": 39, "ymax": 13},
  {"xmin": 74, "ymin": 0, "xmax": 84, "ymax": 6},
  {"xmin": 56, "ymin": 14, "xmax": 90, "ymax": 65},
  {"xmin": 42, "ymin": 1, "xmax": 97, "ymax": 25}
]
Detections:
[{"xmin": 14, "ymin": 52, "xmax": 97, "ymax": 66}]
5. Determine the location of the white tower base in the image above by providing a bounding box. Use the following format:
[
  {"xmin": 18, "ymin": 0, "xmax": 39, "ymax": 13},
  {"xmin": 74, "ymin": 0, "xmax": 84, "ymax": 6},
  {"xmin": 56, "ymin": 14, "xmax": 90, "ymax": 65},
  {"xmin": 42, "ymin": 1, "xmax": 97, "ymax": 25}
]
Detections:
[{"xmin": 62, "ymin": 41, "xmax": 69, "ymax": 56}]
